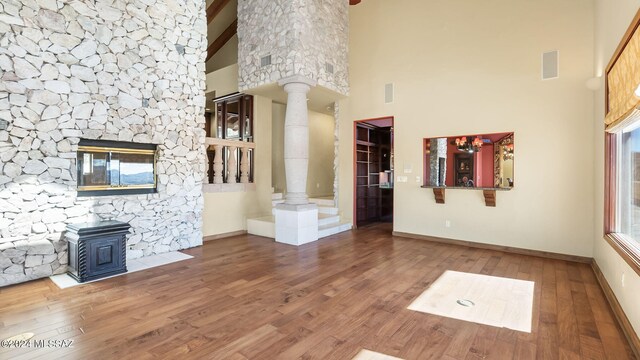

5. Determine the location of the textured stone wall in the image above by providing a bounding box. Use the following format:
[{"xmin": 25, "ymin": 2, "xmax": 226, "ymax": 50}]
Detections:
[
  {"xmin": 237, "ymin": 0, "xmax": 348, "ymax": 95},
  {"xmin": 429, "ymin": 138, "xmax": 447, "ymax": 186},
  {"xmin": 0, "ymin": 0, "xmax": 207, "ymax": 286}
]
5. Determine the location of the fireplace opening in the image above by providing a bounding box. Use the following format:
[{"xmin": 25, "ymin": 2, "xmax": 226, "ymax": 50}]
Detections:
[{"xmin": 77, "ymin": 139, "xmax": 157, "ymax": 196}]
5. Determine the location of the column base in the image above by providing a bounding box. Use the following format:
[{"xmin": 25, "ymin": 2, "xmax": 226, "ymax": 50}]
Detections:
[{"xmin": 275, "ymin": 203, "xmax": 319, "ymax": 246}]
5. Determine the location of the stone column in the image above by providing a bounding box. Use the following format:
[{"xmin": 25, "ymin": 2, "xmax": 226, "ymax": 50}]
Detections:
[
  {"xmin": 280, "ymin": 76, "xmax": 315, "ymax": 205},
  {"xmin": 275, "ymin": 76, "xmax": 319, "ymax": 246}
]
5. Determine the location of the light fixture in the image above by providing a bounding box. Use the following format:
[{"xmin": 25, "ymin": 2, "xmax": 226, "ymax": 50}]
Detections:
[{"xmin": 453, "ymin": 136, "xmax": 483, "ymax": 153}]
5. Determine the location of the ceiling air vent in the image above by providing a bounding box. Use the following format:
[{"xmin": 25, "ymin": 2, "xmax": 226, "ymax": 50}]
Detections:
[
  {"xmin": 384, "ymin": 83, "xmax": 394, "ymax": 104},
  {"xmin": 542, "ymin": 50, "xmax": 559, "ymax": 80},
  {"xmin": 260, "ymin": 55, "xmax": 272, "ymax": 67},
  {"xmin": 325, "ymin": 62, "xmax": 334, "ymax": 74}
]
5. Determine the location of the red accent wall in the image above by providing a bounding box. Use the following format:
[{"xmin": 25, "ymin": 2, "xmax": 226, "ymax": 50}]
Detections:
[
  {"xmin": 423, "ymin": 139, "xmax": 430, "ymax": 185},
  {"xmin": 474, "ymin": 151, "xmax": 482, "ymax": 185},
  {"xmin": 480, "ymin": 147, "xmax": 494, "ymax": 187}
]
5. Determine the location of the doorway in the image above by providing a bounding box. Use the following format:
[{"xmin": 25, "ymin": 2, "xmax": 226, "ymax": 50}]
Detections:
[{"xmin": 353, "ymin": 117, "xmax": 394, "ymax": 227}]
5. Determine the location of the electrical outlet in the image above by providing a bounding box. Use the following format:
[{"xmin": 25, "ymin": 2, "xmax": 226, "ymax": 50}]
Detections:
[
  {"xmin": 397, "ymin": 176, "xmax": 408, "ymax": 183},
  {"xmin": 445, "ymin": 220, "xmax": 451, "ymax": 228}
]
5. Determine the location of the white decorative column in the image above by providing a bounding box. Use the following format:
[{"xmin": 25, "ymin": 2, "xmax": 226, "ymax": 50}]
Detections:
[
  {"xmin": 274, "ymin": 76, "xmax": 319, "ymax": 246},
  {"xmin": 240, "ymin": 147, "xmax": 250, "ymax": 184},
  {"xmin": 227, "ymin": 146, "xmax": 237, "ymax": 184},
  {"xmin": 213, "ymin": 145, "xmax": 224, "ymax": 184}
]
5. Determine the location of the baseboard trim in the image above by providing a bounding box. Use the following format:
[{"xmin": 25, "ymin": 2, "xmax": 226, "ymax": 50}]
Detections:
[
  {"xmin": 203, "ymin": 230, "xmax": 247, "ymax": 242},
  {"xmin": 391, "ymin": 231, "xmax": 592, "ymax": 264},
  {"xmin": 592, "ymin": 260, "xmax": 640, "ymax": 359}
]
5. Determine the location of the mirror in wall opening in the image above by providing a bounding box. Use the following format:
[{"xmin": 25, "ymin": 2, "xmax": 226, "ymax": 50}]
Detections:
[{"xmin": 424, "ymin": 132, "xmax": 514, "ymax": 189}]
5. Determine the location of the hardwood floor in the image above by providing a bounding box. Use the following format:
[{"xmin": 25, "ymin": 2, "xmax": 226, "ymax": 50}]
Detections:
[{"xmin": 0, "ymin": 224, "xmax": 634, "ymax": 359}]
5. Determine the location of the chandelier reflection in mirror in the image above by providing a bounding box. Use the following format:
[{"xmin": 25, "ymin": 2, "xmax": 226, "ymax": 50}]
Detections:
[
  {"xmin": 453, "ymin": 136, "xmax": 484, "ymax": 153},
  {"xmin": 503, "ymin": 143, "xmax": 514, "ymax": 161}
]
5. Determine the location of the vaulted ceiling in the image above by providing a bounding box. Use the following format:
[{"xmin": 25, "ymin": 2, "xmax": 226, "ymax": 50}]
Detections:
[{"xmin": 205, "ymin": 0, "xmax": 238, "ymax": 73}]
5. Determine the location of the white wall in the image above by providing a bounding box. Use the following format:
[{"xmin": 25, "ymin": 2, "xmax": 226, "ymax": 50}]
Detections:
[
  {"xmin": 206, "ymin": 35, "xmax": 238, "ymax": 74},
  {"xmin": 339, "ymin": 0, "xmax": 595, "ymax": 256},
  {"xmin": 202, "ymin": 95, "xmax": 273, "ymax": 236},
  {"xmin": 593, "ymin": 0, "xmax": 640, "ymax": 337},
  {"xmin": 205, "ymin": 63, "xmax": 239, "ymax": 98}
]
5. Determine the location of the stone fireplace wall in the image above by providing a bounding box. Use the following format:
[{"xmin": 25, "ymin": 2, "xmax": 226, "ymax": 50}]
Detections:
[{"xmin": 0, "ymin": 0, "xmax": 207, "ymax": 286}]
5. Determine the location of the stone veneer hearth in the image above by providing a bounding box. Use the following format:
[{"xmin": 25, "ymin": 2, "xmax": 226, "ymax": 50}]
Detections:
[{"xmin": 0, "ymin": 0, "xmax": 207, "ymax": 286}]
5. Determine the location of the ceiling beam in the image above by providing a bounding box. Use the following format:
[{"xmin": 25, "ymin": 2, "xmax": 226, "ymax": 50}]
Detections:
[
  {"xmin": 207, "ymin": 0, "xmax": 232, "ymax": 24},
  {"xmin": 206, "ymin": 18, "xmax": 237, "ymax": 62}
]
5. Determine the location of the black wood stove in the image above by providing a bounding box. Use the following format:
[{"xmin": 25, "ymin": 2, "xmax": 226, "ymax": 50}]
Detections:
[{"xmin": 66, "ymin": 220, "xmax": 130, "ymax": 283}]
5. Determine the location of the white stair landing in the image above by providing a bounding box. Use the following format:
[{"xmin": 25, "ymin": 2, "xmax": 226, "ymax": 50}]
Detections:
[
  {"xmin": 271, "ymin": 198, "xmax": 338, "ymax": 215},
  {"xmin": 247, "ymin": 211, "xmax": 351, "ymax": 241},
  {"xmin": 246, "ymin": 216, "xmax": 276, "ymax": 238}
]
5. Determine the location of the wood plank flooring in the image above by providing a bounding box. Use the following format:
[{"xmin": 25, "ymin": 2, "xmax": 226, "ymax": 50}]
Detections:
[{"xmin": 0, "ymin": 224, "xmax": 634, "ymax": 359}]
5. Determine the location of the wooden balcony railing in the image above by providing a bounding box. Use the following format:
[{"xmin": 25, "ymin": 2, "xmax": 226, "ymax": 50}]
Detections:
[{"xmin": 205, "ymin": 137, "xmax": 255, "ymax": 185}]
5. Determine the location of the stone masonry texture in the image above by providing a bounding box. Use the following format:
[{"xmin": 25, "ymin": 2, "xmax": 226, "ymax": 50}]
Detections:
[{"xmin": 0, "ymin": 0, "xmax": 207, "ymax": 286}]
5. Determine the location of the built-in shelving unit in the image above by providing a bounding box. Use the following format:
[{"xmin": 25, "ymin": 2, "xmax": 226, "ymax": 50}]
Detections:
[{"xmin": 355, "ymin": 123, "xmax": 393, "ymax": 226}]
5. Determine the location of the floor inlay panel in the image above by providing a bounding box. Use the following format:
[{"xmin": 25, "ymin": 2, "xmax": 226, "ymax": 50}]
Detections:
[{"xmin": 408, "ymin": 270, "xmax": 534, "ymax": 332}]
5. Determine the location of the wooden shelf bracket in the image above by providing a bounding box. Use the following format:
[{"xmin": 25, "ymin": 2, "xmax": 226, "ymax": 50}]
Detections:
[
  {"xmin": 433, "ymin": 188, "xmax": 445, "ymax": 204},
  {"xmin": 483, "ymin": 190, "xmax": 496, "ymax": 207}
]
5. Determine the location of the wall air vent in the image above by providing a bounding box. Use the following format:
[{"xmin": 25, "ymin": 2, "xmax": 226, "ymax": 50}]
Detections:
[
  {"xmin": 542, "ymin": 50, "xmax": 559, "ymax": 80},
  {"xmin": 325, "ymin": 62, "xmax": 334, "ymax": 74},
  {"xmin": 384, "ymin": 83, "xmax": 394, "ymax": 103},
  {"xmin": 260, "ymin": 55, "xmax": 272, "ymax": 67}
]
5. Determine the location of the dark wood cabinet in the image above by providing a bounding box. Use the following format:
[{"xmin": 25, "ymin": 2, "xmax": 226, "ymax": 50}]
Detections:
[
  {"xmin": 215, "ymin": 94, "xmax": 253, "ymax": 142},
  {"xmin": 209, "ymin": 94, "xmax": 255, "ymax": 183},
  {"xmin": 454, "ymin": 153, "xmax": 474, "ymax": 186},
  {"xmin": 66, "ymin": 221, "xmax": 130, "ymax": 283},
  {"xmin": 204, "ymin": 112, "xmax": 212, "ymax": 138}
]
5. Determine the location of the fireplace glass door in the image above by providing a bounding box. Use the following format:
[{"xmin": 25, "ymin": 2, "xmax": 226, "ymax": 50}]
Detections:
[
  {"xmin": 77, "ymin": 140, "xmax": 157, "ymax": 196},
  {"xmin": 109, "ymin": 153, "xmax": 155, "ymax": 187}
]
